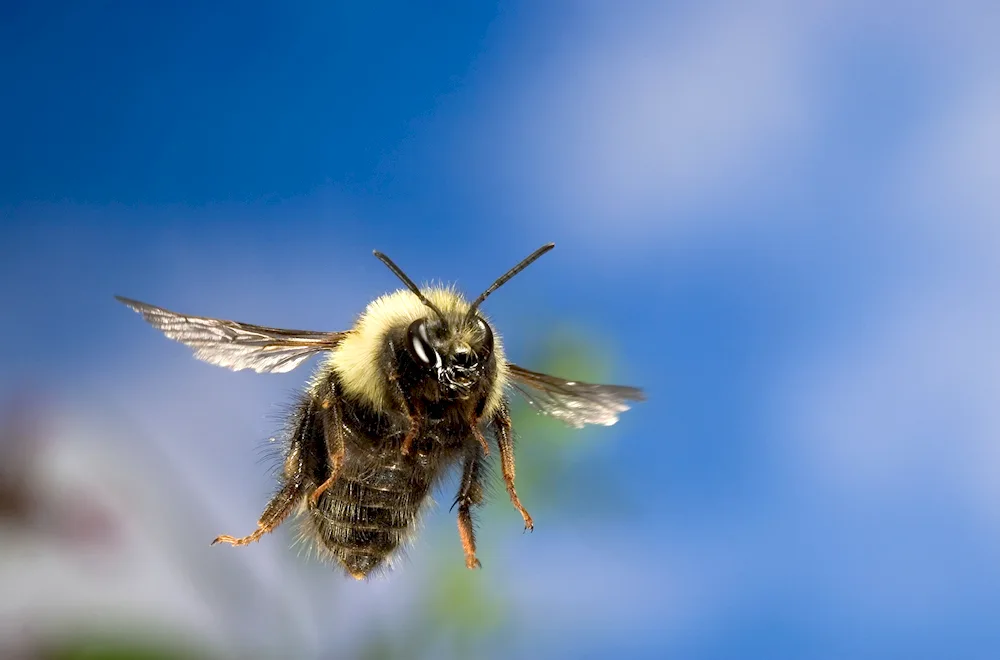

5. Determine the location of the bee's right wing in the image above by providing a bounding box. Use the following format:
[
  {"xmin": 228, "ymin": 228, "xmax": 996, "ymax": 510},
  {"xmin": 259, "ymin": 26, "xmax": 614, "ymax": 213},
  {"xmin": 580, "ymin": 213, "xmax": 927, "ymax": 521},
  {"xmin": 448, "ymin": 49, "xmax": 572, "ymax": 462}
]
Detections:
[
  {"xmin": 116, "ymin": 296, "xmax": 346, "ymax": 374},
  {"xmin": 506, "ymin": 364, "xmax": 645, "ymax": 429}
]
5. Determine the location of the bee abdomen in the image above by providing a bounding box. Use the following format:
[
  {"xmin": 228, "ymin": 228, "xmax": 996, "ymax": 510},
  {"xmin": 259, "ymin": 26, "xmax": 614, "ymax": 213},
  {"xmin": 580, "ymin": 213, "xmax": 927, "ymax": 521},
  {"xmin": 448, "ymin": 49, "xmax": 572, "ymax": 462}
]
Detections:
[{"xmin": 308, "ymin": 458, "xmax": 431, "ymax": 578}]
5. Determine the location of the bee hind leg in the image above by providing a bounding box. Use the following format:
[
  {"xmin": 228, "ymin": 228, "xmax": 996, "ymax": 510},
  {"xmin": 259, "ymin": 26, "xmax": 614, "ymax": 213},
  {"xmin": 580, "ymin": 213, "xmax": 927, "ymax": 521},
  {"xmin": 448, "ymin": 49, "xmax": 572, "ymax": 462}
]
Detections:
[
  {"xmin": 454, "ymin": 447, "xmax": 485, "ymax": 569},
  {"xmin": 212, "ymin": 480, "xmax": 304, "ymax": 547},
  {"xmin": 214, "ymin": 390, "xmax": 325, "ymax": 548}
]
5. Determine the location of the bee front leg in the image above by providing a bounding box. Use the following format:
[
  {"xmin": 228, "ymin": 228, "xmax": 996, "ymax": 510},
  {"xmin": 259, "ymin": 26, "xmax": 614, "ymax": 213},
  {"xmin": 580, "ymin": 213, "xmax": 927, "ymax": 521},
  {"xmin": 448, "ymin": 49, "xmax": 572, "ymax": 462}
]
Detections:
[
  {"xmin": 398, "ymin": 399, "xmax": 423, "ymax": 456},
  {"xmin": 491, "ymin": 399, "xmax": 534, "ymax": 532},
  {"xmin": 454, "ymin": 446, "xmax": 485, "ymax": 569},
  {"xmin": 386, "ymin": 346, "xmax": 423, "ymax": 456}
]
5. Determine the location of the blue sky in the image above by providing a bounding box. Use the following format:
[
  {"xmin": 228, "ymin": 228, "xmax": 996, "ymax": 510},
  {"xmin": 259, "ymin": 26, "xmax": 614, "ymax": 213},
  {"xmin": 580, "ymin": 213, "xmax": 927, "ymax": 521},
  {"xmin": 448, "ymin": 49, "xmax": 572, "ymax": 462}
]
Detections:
[{"xmin": 4, "ymin": 1, "xmax": 1000, "ymax": 658}]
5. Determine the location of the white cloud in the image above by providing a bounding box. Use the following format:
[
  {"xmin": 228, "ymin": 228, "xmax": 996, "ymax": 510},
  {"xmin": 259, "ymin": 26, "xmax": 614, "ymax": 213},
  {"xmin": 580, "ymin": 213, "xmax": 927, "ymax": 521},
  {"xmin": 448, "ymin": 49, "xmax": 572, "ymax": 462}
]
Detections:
[
  {"xmin": 778, "ymin": 290, "xmax": 1000, "ymax": 509},
  {"xmin": 766, "ymin": 281, "xmax": 1000, "ymax": 626},
  {"xmin": 456, "ymin": 0, "xmax": 1000, "ymax": 251},
  {"xmin": 773, "ymin": 5, "xmax": 1000, "ymax": 530},
  {"xmin": 469, "ymin": 3, "xmax": 818, "ymax": 244},
  {"xmin": 890, "ymin": 78, "xmax": 1000, "ymax": 265}
]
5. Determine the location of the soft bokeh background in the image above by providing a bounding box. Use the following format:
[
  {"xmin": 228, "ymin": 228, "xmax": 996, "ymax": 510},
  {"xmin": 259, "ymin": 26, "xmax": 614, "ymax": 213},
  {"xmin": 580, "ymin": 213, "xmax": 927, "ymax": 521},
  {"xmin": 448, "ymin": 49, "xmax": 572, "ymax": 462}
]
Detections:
[{"xmin": 3, "ymin": 1, "xmax": 999, "ymax": 658}]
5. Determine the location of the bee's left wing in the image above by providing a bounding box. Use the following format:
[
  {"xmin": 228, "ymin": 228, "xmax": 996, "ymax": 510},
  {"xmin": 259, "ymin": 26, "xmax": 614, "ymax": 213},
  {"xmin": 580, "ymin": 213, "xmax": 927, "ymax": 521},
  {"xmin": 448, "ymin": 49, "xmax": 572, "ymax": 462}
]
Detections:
[
  {"xmin": 506, "ymin": 363, "xmax": 645, "ymax": 428},
  {"xmin": 116, "ymin": 296, "xmax": 345, "ymax": 374}
]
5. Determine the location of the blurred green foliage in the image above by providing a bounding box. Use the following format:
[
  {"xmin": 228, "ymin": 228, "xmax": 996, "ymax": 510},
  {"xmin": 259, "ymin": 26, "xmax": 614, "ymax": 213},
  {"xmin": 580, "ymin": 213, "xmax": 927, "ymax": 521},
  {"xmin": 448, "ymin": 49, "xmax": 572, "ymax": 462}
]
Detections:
[{"xmin": 42, "ymin": 630, "xmax": 218, "ymax": 660}]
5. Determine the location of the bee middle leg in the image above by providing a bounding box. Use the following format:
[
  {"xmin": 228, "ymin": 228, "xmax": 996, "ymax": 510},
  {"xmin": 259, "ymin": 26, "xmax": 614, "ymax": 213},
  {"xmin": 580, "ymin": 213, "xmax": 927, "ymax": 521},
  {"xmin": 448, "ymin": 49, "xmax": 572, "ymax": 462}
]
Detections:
[
  {"xmin": 470, "ymin": 424, "xmax": 491, "ymax": 457},
  {"xmin": 454, "ymin": 447, "xmax": 485, "ymax": 570},
  {"xmin": 491, "ymin": 400, "xmax": 534, "ymax": 532},
  {"xmin": 309, "ymin": 381, "xmax": 347, "ymax": 507}
]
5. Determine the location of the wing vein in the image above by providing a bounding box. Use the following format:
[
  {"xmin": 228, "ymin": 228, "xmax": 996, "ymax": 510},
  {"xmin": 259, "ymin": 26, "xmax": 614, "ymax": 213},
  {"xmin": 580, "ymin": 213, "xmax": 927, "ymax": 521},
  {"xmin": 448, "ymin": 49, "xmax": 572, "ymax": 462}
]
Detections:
[
  {"xmin": 507, "ymin": 363, "xmax": 644, "ymax": 428},
  {"xmin": 115, "ymin": 296, "xmax": 345, "ymax": 374}
]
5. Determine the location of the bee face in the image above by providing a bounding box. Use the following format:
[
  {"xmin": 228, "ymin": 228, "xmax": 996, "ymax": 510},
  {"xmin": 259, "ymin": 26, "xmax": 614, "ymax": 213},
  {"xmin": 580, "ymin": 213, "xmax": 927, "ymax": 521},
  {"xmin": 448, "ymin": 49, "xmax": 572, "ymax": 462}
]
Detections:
[{"xmin": 404, "ymin": 315, "xmax": 495, "ymax": 398}]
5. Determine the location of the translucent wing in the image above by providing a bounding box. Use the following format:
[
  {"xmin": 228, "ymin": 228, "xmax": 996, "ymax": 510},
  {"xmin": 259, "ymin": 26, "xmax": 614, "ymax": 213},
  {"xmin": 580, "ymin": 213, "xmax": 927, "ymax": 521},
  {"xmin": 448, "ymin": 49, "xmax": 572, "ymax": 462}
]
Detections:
[
  {"xmin": 116, "ymin": 296, "xmax": 344, "ymax": 374},
  {"xmin": 507, "ymin": 364, "xmax": 645, "ymax": 428}
]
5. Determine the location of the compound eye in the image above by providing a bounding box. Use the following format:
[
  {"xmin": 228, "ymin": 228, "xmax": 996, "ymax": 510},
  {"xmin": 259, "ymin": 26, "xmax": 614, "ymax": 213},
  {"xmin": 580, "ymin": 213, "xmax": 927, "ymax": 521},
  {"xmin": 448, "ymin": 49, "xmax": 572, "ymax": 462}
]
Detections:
[
  {"xmin": 406, "ymin": 319, "xmax": 440, "ymax": 368},
  {"xmin": 474, "ymin": 316, "xmax": 494, "ymax": 356}
]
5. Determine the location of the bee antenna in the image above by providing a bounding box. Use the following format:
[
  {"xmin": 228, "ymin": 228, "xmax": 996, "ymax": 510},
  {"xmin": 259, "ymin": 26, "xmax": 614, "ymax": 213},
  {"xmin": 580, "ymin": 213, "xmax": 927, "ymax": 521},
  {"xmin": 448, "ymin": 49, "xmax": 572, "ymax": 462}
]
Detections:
[
  {"xmin": 465, "ymin": 243, "xmax": 555, "ymax": 323},
  {"xmin": 373, "ymin": 250, "xmax": 449, "ymax": 324}
]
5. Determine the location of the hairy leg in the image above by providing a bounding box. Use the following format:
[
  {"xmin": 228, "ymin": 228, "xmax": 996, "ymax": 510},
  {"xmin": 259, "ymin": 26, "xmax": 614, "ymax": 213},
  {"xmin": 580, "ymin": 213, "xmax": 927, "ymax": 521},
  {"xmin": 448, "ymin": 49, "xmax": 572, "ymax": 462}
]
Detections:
[
  {"xmin": 454, "ymin": 446, "xmax": 486, "ymax": 569},
  {"xmin": 212, "ymin": 396, "xmax": 322, "ymax": 547},
  {"xmin": 491, "ymin": 399, "xmax": 533, "ymax": 532},
  {"xmin": 309, "ymin": 379, "xmax": 347, "ymax": 506}
]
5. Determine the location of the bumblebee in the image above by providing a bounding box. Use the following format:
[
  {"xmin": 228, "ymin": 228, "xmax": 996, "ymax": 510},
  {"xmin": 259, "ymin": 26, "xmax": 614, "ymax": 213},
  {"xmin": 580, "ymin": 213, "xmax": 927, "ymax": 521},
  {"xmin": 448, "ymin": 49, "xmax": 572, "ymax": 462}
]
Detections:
[{"xmin": 117, "ymin": 244, "xmax": 644, "ymax": 579}]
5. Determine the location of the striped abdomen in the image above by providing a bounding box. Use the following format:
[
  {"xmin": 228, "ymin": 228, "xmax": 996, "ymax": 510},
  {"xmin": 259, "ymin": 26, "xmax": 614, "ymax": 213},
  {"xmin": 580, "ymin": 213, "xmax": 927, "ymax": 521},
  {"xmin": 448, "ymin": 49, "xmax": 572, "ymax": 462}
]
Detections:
[{"xmin": 307, "ymin": 450, "xmax": 432, "ymax": 578}]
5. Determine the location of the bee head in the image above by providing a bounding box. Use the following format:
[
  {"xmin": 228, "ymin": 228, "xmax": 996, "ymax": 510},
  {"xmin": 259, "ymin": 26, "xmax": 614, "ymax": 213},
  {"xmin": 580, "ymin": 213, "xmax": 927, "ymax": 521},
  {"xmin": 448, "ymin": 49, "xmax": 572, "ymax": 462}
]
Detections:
[
  {"xmin": 372, "ymin": 243, "xmax": 554, "ymax": 400},
  {"xmin": 403, "ymin": 313, "xmax": 495, "ymax": 396}
]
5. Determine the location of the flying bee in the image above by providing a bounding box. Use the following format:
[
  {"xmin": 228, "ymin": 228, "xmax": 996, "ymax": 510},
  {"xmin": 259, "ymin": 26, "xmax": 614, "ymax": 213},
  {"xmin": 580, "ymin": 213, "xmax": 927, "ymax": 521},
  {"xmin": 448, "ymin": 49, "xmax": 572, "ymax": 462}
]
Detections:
[{"xmin": 116, "ymin": 243, "xmax": 644, "ymax": 579}]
